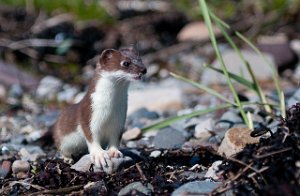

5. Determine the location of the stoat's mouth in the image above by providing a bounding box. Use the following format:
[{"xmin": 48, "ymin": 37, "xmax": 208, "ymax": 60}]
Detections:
[
  {"xmin": 133, "ymin": 74, "xmax": 143, "ymax": 80},
  {"xmin": 131, "ymin": 73, "xmax": 145, "ymax": 80}
]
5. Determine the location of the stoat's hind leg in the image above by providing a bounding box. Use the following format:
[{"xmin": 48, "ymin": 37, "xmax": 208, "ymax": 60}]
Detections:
[{"xmin": 60, "ymin": 130, "xmax": 88, "ymax": 159}]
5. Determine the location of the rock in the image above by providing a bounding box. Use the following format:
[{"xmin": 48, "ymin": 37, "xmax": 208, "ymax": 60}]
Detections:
[
  {"xmin": 194, "ymin": 119, "xmax": 214, "ymax": 139},
  {"xmin": 0, "ymin": 84, "xmax": 6, "ymax": 100},
  {"xmin": 122, "ymin": 127, "xmax": 141, "ymax": 141},
  {"xmin": 172, "ymin": 180, "xmax": 220, "ymax": 196},
  {"xmin": 0, "ymin": 61, "xmax": 38, "ymax": 91},
  {"xmin": 84, "ymin": 180, "xmax": 107, "ymax": 195},
  {"xmin": 57, "ymin": 85, "xmax": 79, "ymax": 103},
  {"xmin": 182, "ymin": 139, "xmax": 218, "ymax": 152},
  {"xmin": 128, "ymin": 107, "xmax": 159, "ymax": 121},
  {"xmin": 128, "ymin": 87, "xmax": 184, "ymax": 114},
  {"xmin": 71, "ymin": 154, "xmax": 133, "ymax": 174},
  {"xmin": 8, "ymin": 84, "xmax": 23, "ymax": 98},
  {"xmin": 201, "ymin": 49, "xmax": 276, "ymax": 85},
  {"xmin": 126, "ymin": 141, "xmax": 137, "ymax": 148},
  {"xmin": 218, "ymin": 127, "xmax": 260, "ymax": 157},
  {"xmin": 149, "ymin": 150, "xmax": 161, "ymax": 158},
  {"xmin": 291, "ymin": 39, "xmax": 300, "ymax": 55},
  {"xmin": 294, "ymin": 64, "xmax": 300, "ymax": 80},
  {"xmin": 36, "ymin": 76, "xmax": 63, "ymax": 100},
  {"xmin": 216, "ymin": 110, "xmax": 243, "ymax": 130},
  {"xmin": 19, "ymin": 147, "xmax": 45, "ymax": 162},
  {"xmin": 287, "ymin": 88, "xmax": 300, "ymax": 108},
  {"xmin": 204, "ymin": 160, "xmax": 223, "ymax": 181},
  {"xmin": 257, "ymin": 42, "xmax": 298, "ymax": 73},
  {"xmin": 0, "ymin": 160, "xmax": 11, "ymax": 178},
  {"xmin": 11, "ymin": 160, "xmax": 30, "ymax": 177},
  {"xmin": 177, "ymin": 21, "xmax": 220, "ymax": 42},
  {"xmin": 10, "ymin": 134, "xmax": 26, "ymax": 144},
  {"xmin": 118, "ymin": 181, "xmax": 153, "ymax": 196},
  {"xmin": 153, "ymin": 128, "xmax": 185, "ymax": 149},
  {"xmin": 36, "ymin": 110, "xmax": 59, "ymax": 127}
]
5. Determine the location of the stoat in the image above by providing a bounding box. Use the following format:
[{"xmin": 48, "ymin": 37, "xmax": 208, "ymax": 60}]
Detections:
[{"xmin": 53, "ymin": 47, "xmax": 146, "ymax": 170}]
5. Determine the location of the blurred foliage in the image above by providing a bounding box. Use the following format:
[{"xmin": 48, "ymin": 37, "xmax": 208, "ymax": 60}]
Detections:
[
  {"xmin": 1, "ymin": 0, "xmax": 113, "ymax": 23},
  {"xmin": 174, "ymin": 0, "xmax": 300, "ymax": 20}
]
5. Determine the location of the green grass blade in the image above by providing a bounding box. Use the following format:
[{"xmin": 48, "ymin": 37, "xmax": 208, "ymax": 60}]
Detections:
[
  {"xmin": 170, "ymin": 72, "xmax": 236, "ymax": 106},
  {"xmin": 212, "ymin": 19, "xmax": 272, "ymax": 113},
  {"xmin": 210, "ymin": 12, "xmax": 283, "ymax": 115},
  {"xmin": 199, "ymin": 0, "xmax": 250, "ymax": 128},
  {"xmin": 280, "ymin": 91, "xmax": 286, "ymax": 118},
  {"xmin": 204, "ymin": 64, "xmax": 256, "ymax": 90},
  {"xmin": 141, "ymin": 103, "xmax": 232, "ymax": 132}
]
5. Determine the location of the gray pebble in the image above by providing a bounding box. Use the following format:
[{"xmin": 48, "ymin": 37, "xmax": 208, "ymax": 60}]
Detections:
[
  {"xmin": 172, "ymin": 180, "xmax": 220, "ymax": 196},
  {"xmin": 153, "ymin": 128, "xmax": 186, "ymax": 149},
  {"xmin": 118, "ymin": 181, "xmax": 153, "ymax": 196}
]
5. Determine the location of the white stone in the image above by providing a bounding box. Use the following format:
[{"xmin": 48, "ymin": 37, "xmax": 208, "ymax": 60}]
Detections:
[
  {"xmin": 194, "ymin": 118, "xmax": 214, "ymax": 139},
  {"xmin": 36, "ymin": 76, "xmax": 63, "ymax": 100},
  {"xmin": 177, "ymin": 21, "xmax": 220, "ymax": 42},
  {"xmin": 150, "ymin": 150, "xmax": 161, "ymax": 158},
  {"xmin": 122, "ymin": 127, "xmax": 141, "ymax": 141},
  {"xmin": 128, "ymin": 87, "xmax": 184, "ymax": 114},
  {"xmin": 57, "ymin": 85, "xmax": 79, "ymax": 103},
  {"xmin": 201, "ymin": 49, "xmax": 276, "ymax": 85},
  {"xmin": 204, "ymin": 160, "xmax": 223, "ymax": 181}
]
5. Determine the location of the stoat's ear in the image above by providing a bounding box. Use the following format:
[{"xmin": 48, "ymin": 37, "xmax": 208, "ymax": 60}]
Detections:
[{"xmin": 99, "ymin": 49, "xmax": 118, "ymax": 66}]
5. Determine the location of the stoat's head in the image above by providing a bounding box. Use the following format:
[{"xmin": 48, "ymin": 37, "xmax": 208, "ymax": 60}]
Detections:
[{"xmin": 97, "ymin": 47, "xmax": 147, "ymax": 81}]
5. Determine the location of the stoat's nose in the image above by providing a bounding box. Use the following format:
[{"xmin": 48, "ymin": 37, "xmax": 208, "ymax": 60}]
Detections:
[{"xmin": 141, "ymin": 67, "xmax": 147, "ymax": 75}]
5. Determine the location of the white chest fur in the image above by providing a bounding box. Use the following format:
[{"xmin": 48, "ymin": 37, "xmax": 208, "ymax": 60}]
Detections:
[{"xmin": 90, "ymin": 73, "xmax": 129, "ymax": 148}]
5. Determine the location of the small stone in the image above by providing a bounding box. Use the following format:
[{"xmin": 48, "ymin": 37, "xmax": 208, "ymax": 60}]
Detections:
[
  {"xmin": 12, "ymin": 160, "xmax": 30, "ymax": 174},
  {"xmin": 129, "ymin": 108, "xmax": 159, "ymax": 121},
  {"xmin": 172, "ymin": 180, "xmax": 220, "ymax": 196},
  {"xmin": 287, "ymin": 88, "xmax": 300, "ymax": 108},
  {"xmin": 19, "ymin": 146, "xmax": 45, "ymax": 162},
  {"xmin": 177, "ymin": 21, "xmax": 220, "ymax": 42},
  {"xmin": 218, "ymin": 127, "xmax": 260, "ymax": 157},
  {"xmin": 194, "ymin": 119, "xmax": 214, "ymax": 139},
  {"xmin": 257, "ymin": 42, "xmax": 298, "ymax": 73},
  {"xmin": 149, "ymin": 150, "xmax": 161, "ymax": 158},
  {"xmin": 153, "ymin": 128, "xmax": 186, "ymax": 149},
  {"xmin": 204, "ymin": 160, "xmax": 223, "ymax": 181},
  {"xmin": 126, "ymin": 141, "xmax": 137, "ymax": 148},
  {"xmin": 216, "ymin": 110, "xmax": 243, "ymax": 129},
  {"xmin": 0, "ymin": 160, "xmax": 12, "ymax": 178},
  {"xmin": 118, "ymin": 181, "xmax": 153, "ymax": 196},
  {"xmin": 57, "ymin": 85, "xmax": 79, "ymax": 103},
  {"xmin": 122, "ymin": 128, "xmax": 142, "ymax": 141},
  {"xmin": 36, "ymin": 76, "xmax": 63, "ymax": 100},
  {"xmin": 36, "ymin": 110, "xmax": 60, "ymax": 127}
]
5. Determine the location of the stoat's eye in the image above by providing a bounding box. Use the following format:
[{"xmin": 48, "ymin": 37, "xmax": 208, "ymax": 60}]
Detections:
[{"xmin": 121, "ymin": 61, "xmax": 130, "ymax": 68}]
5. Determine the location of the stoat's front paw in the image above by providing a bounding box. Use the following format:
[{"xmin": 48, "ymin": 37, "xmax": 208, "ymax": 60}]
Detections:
[
  {"xmin": 108, "ymin": 147, "xmax": 123, "ymax": 158},
  {"xmin": 90, "ymin": 149, "xmax": 112, "ymax": 169}
]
